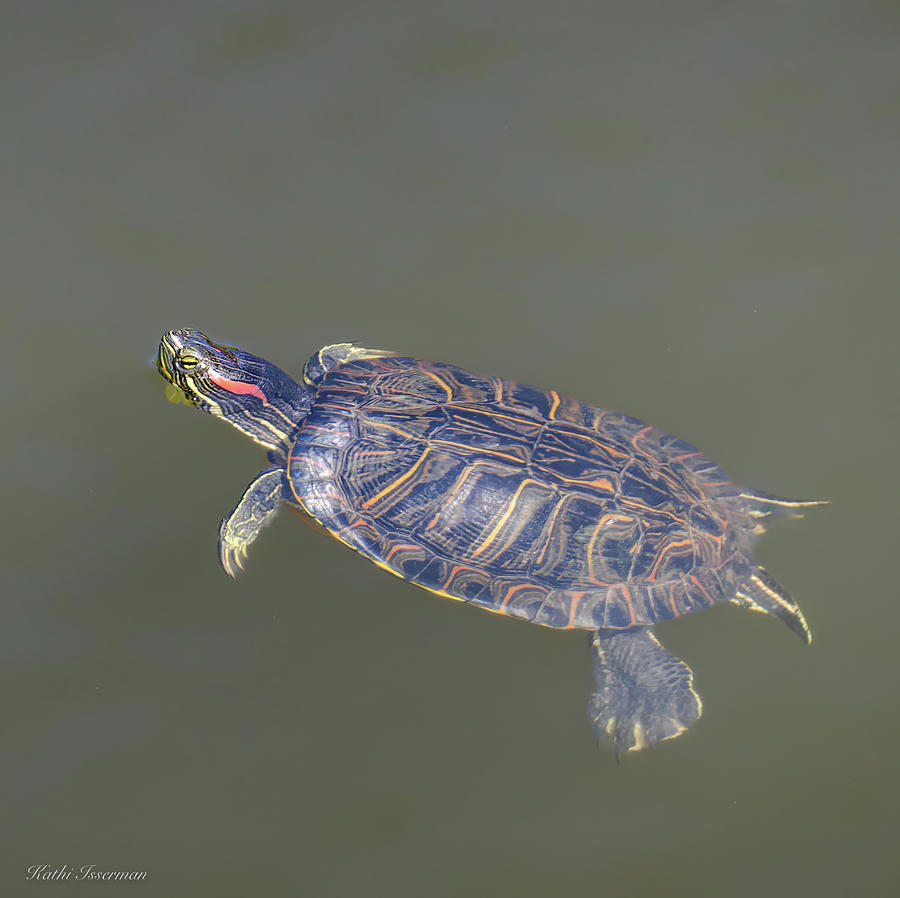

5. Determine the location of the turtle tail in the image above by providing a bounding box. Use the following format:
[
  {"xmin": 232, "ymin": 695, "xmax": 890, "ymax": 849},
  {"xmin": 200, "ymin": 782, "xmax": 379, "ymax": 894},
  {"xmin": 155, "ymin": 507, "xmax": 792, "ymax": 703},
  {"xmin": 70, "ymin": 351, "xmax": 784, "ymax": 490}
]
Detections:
[
  {"xmin": 588, "ymin": 629, "xmax": 702, "ymax": 758},
  {"xmin": 737, "ymin": 489, "xmax": 828, "ymax": 521}
]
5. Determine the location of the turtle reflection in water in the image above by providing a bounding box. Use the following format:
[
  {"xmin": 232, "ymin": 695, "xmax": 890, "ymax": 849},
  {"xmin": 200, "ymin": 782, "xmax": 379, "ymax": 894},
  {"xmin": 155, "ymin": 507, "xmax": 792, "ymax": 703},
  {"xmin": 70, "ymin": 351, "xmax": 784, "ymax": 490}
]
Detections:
[{"xmin": 157, "ymin": 329, "xmax": 823, "ymax": 757}]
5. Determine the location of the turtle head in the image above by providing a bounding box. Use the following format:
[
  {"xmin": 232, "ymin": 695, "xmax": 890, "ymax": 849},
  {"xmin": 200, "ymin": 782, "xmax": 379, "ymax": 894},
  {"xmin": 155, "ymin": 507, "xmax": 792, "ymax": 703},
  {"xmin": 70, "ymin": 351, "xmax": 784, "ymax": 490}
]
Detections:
[{"xmin": 157, "ymin": 329, "xmax": 314, "ymax": 454}]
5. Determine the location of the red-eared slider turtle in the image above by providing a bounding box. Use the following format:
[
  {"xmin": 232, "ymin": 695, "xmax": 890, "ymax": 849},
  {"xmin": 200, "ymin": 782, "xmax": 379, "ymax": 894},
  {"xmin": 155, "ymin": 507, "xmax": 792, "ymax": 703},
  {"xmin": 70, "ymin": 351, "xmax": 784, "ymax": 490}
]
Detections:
[{"xmin": 157, "ymin": 329, "xmax": 823, "ymax": 756}]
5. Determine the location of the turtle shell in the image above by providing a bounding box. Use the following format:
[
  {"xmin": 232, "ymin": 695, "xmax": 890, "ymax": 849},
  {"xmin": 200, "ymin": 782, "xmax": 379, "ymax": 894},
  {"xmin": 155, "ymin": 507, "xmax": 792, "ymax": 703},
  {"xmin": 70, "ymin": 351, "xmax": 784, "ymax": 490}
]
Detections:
[{"xmin": 287, "ymin": 356, "xmax": 756, "ymax": 631}]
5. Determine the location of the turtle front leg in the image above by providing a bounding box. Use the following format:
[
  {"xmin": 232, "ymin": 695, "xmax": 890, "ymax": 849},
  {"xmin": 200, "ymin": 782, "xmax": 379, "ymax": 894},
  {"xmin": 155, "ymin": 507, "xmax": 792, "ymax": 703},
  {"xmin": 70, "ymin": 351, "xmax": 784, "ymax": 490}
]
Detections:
[{"xmin": 218, "ymin": 466, "xmax": 287, "ymax": 577}]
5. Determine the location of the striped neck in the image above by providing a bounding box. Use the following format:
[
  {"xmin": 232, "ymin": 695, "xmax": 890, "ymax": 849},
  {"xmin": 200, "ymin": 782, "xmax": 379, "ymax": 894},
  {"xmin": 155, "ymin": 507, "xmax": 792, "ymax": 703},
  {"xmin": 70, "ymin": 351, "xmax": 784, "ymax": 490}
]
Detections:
[{"xmin": 157, "ymin": 329, "xmax": 314, "ymax": 456}]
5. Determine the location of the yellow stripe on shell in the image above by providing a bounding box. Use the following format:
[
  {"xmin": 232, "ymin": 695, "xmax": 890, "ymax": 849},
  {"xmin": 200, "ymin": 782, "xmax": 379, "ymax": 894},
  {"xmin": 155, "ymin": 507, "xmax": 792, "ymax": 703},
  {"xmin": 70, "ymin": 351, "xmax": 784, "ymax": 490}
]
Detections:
[
  {"xmin": 470, "ymin": 477, "xmax": 545, "ymax": 559},
  {"xmin": 422, "ymin": 369, "xmax": 454, "ymax": 401},
  {"xmin": 361, "ymin": 447, "xmax": 432, "ymax": 510},
  {"xmin": 548, "ymin": 390, "xmax": 560, "ymax": 419}
]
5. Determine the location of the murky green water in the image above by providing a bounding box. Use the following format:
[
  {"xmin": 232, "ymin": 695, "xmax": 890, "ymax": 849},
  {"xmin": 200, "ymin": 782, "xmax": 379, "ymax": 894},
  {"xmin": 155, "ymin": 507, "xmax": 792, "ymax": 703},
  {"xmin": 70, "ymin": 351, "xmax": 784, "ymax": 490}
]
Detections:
[{"xmin": 3, "ymin": 2, "xmax": 899, "ymax": 895}]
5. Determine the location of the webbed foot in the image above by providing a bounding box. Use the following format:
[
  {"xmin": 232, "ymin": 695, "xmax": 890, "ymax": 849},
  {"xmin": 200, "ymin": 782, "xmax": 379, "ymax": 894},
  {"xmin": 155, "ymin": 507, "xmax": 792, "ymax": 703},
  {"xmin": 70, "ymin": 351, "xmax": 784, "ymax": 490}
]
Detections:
[
  {"xmin": 588, "ymin": 629, "xmax": 701, "ymax": 758},
  {"xmin": 218, "ymin": 466, "xmax": 286, "ymax": 577}
]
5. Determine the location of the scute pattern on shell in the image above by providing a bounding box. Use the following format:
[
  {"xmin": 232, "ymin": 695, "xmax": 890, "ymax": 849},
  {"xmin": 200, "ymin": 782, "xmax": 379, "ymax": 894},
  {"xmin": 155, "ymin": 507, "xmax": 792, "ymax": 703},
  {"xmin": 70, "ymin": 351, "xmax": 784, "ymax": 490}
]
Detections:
[{"xmin": 288, "ymin": 356, "xmax": 755, "ymax": 631}]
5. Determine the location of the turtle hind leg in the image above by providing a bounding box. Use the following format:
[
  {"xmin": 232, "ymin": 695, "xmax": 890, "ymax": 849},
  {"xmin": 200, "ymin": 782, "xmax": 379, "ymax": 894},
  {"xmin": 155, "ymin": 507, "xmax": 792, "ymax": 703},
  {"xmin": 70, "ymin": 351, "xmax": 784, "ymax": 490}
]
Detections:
[
  {"xmin": 588, "ymin": 629, "xmax": 702, "ymax": 758},
  {"xmin": 732, "ymin": 566, "xmax": 812, "ymax": 644},
  {"xmin": 738, "ymin": 489, "xmax": 829, "ymax": 520}
]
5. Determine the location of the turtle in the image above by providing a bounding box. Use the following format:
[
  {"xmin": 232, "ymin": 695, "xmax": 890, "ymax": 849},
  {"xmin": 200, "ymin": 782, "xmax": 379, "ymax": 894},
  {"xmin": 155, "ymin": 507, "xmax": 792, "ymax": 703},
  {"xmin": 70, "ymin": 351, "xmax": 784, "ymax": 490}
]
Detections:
[{"xmin": 156, "ymin": 328, "xmax": 823, "ymax": 756}]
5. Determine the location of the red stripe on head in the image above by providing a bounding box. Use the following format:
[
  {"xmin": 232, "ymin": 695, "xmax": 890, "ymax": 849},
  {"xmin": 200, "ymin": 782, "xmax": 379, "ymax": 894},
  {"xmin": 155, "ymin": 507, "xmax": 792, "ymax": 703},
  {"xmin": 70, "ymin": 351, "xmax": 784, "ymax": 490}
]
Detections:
[{"xmin": 207, "ymin": 369, "xmax": 267, "ymax": 403}]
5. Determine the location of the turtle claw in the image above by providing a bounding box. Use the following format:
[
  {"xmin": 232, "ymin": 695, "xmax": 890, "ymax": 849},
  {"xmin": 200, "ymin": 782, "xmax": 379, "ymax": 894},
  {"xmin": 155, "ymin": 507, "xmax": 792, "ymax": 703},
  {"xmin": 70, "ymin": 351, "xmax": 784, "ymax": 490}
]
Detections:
[
  {"xmin": 219, "ymin": 534, "xmax": 249, "ymax": 579},
  {"xmin": 216, "ymin": 466, "xmax": 286, "ymax": 578},
  {"xmin": 219, "ymin": 545, "xmax": 240, "ymax": 579}
]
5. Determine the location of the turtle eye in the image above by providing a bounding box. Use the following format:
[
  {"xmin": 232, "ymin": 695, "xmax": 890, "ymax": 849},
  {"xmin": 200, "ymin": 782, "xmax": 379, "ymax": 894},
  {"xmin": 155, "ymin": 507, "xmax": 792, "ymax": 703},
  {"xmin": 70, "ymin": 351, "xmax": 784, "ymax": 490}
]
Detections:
[{"xmin": 178, "ymin": 354, "xmax": 201, "ymax": 371}]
